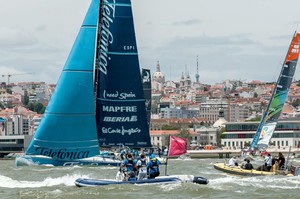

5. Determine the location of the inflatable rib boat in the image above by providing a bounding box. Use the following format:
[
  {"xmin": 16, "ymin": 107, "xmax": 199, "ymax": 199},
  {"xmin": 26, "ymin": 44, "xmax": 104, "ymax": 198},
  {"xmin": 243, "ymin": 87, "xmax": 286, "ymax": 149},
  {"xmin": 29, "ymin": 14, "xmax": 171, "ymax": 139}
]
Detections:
[
  {"xmin": 214, "ymin": 163, "xmax": 294, "ymax": 176},
  {"xmin": 75, "ymin": 175, "xmax": 208, "ymax": 187}
]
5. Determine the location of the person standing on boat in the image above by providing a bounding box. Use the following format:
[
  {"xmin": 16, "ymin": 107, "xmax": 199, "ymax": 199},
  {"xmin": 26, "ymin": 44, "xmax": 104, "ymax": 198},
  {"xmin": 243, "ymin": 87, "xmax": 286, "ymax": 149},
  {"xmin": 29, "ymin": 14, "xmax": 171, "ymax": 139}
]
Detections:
[
  {"xmin": 264, "ymin": 153, "xmax": 273, "ymax": 172},
  {"xmin": 158, "ymin": 147, "xmax": 162, "ymax": 158},
  {"xmin": 147, "ymin": 154, "xmax": 161, "ymax": 178},
  {"xmin": 228, "ymin": 156, "xmax": 238, "ymax": 167},
  {"xmin": 277, "ymin": 152, "xmax": 285, "ymax": 170},
  {"xmin": 121, "ymin": 153, "xmax": 136, "ymax": 180},
  {"xmin": 135, "ymin": 154, "xmax": 148, "ymax": 180}
]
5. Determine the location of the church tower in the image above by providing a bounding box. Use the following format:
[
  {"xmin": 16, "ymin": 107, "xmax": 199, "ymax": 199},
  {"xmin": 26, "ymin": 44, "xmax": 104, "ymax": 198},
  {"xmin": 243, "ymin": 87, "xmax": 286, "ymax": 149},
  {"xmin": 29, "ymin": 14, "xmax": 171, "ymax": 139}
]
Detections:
[{"xmin": 152, "ymin": 61, "xmax": 165, "ymax": 83}]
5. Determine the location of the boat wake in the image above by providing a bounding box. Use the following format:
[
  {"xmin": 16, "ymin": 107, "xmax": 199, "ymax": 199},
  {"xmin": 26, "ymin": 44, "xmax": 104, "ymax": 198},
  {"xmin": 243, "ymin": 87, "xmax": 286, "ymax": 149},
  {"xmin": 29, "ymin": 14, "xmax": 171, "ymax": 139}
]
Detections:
[
  {"xmin": 0, "ymin": 173, "xmax": 90, "ymax": 188},
  {"xmin": 209, "ymin": 175, "xmax": 300, "ymax": 190}
]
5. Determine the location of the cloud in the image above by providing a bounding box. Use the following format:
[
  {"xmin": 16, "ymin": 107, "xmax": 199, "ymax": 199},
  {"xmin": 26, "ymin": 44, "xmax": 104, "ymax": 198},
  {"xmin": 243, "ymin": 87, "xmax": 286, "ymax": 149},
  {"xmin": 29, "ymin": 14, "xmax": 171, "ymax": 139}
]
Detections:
[
  {"xmin": 0, "ymin": 27, "xmax": 37, "ymax": 49},
  {"xmin": 172, "ymin": 19, "xmax": 202, "ymax": 26}
]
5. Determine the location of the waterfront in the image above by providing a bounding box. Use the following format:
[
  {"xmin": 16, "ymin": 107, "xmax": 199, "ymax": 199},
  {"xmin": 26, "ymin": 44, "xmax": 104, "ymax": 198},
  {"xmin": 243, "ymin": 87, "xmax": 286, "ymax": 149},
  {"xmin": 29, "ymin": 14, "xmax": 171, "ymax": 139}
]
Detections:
[{"xmin": 1, "ymin": 158, "xmax": 300, "ymax": 199}]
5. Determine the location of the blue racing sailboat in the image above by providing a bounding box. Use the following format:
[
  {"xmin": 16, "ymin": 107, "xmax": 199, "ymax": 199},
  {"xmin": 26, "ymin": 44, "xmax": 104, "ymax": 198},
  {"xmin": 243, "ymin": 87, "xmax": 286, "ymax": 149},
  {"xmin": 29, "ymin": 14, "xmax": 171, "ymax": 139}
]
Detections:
[
  {"xmin": 250, "ymin": 32, "xmax": 300, "ymax": 151},
  {"xmin": 16, "ymin": 0, "xmax": 151, "ymax": 166}
]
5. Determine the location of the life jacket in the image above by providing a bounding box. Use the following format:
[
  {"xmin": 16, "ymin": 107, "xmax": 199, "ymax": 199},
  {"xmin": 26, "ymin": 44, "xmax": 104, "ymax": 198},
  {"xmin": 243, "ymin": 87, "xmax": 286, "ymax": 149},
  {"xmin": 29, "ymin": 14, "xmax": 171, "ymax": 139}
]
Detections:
[
  {"xmin": 127, "ymin": 159, "xmax": 133, "ymax": 166},
  {"xmin": 125, "ymin": 159, "xmax": 134, "ymax": 172},
  {"xmin": 150, "ymin": 159, "xmax": 159, "ymax": 171},
  {"xmin": 149, "ymin": 159, "xmax": 160, "ymax": 178},
  {"xmin": 141, "ymin": 159, "xmax": 147, "ymax": 167},
  {"xmin": 138, "ymin": 159, "xmax": 147, "ymax": 173}
]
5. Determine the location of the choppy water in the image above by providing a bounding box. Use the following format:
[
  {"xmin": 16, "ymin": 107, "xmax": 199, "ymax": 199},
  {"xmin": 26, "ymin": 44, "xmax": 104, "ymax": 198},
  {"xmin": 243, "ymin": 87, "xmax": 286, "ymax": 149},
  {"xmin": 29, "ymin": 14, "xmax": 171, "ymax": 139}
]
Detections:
[{"xmin": 1, "ymin": 158, "xmax": 300, "ymax": 199}]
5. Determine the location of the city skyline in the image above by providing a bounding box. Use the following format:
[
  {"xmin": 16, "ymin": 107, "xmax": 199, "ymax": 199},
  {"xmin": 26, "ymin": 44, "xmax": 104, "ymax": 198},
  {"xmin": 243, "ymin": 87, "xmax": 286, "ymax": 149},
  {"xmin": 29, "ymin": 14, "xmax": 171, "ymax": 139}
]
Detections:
[{"xmin": 0, "ymin": 0, "xmax": 300, "ymax": 85}]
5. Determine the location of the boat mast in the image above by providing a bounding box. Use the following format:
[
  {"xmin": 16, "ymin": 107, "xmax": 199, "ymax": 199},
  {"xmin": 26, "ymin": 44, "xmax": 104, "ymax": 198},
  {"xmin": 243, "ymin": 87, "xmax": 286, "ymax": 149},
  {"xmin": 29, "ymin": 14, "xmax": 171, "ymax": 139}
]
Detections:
[{"xmin": 94, "ymin": 0, "xmax": 104, "ymax": 106}]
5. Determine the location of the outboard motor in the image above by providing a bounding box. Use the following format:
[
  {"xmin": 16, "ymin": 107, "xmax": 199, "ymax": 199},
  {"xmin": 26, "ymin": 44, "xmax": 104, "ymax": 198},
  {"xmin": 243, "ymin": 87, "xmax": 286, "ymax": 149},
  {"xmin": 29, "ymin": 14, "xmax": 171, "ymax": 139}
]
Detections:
[{"xmin": 193, "ymin": 176, "xmax": 209, "ymax": 184}]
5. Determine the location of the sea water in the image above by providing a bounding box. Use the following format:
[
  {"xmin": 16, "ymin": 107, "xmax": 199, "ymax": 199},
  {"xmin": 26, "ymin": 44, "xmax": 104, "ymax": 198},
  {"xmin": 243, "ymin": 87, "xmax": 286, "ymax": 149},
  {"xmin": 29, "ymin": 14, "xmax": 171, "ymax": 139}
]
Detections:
[{"xmin": 1, "ymin": 158, "xmax": 300, "ymax": 199}]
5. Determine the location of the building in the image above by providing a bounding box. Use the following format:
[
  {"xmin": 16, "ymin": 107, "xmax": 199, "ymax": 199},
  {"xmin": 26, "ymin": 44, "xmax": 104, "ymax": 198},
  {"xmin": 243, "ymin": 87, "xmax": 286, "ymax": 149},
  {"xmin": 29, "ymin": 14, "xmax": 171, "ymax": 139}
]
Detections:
[
  {"xmin": 193, "ymin": 126, "xmax": 220, "ymax": 146},
  {"xmin": 222, "ymin": 119, "xmax": 300, "ymax": 150},
  {"xmin": 0, "ymin": 135, "xmax": 32, "ymax": 157},
  {"xmin": 0, "ymin": 107, "xmax": 39, "ymax": 156},
  {"xmin": 229, "ymin": 103, "xmax": 250, "ymax": 122},
  {"xmin": 160, "ymin": 107, "xmax": 199, "ymax": 119},
  {"xmin": 199, "ymin": 99, "xmax": 228, "ymax": 124},
  {"xmin": 150, "ymin": 130, "xmax": 180, "ymax": 147}
]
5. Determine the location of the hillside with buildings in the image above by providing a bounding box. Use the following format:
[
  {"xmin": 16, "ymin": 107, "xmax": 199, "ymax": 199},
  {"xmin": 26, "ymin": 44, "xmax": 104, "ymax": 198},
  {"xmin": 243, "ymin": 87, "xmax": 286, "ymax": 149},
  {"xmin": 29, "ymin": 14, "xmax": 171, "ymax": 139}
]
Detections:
[{"xmin": 1, "ymin": 61, "xmax": 300, "ymax": 155}]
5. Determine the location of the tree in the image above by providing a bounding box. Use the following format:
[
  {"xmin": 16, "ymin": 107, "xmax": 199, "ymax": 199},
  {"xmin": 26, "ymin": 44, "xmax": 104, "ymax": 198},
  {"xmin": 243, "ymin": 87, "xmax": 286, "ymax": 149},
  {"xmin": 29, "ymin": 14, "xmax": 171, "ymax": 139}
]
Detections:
[
  {"xmin": 161, "ymin": 125, "xmax": 179, "ymax": 130},
  {"xmin": 23, "ymin": 92, "xmax": 29, "ymax": 106},
  {"xmin": 151, "ymin": 100, "xmax": 158, "ymax": 114},
  {"xmin": 7, "ymin": 101, "xmax": 13, "ymax": 108},
  {"xmin": 220, "ymin": 127, "xmax": 226, "ymax": 139},
  {"xmin": 244, "ymin": 142, "xmax": 251, "ymax": 147},
  {"xmin": 35, "ymin": 102, "xmax": 45, "ymax": 114},
  {"xmin": 247, "ymin": 117, "xmax": 261, "ymax": 122},
  {"xmin": 26, "ymin": 102, "xmax": 45, "ymax": 114},
  {"xmin": 0, "ymin": 102, "xmax": 4, "ymax": 109},
  {"xmin": 253, "ymin": 92, "xmax": 258, "ymax": 98}
]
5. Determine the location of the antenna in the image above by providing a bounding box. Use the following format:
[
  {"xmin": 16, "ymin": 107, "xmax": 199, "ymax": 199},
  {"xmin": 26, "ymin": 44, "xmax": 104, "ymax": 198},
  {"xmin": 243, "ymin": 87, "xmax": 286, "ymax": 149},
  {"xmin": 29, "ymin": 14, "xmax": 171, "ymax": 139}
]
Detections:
[{"xmin": 195, "ymin": 55, "xmax": 200, "ymax": 83}]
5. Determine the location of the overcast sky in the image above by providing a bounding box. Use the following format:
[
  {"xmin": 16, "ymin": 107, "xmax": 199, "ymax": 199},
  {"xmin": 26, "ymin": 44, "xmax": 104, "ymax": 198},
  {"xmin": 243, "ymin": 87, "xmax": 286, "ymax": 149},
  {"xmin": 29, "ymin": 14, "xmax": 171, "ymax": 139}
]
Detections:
[{"xmin": 1, "ymin": 0, "xmax": 300, "ymax": 85}]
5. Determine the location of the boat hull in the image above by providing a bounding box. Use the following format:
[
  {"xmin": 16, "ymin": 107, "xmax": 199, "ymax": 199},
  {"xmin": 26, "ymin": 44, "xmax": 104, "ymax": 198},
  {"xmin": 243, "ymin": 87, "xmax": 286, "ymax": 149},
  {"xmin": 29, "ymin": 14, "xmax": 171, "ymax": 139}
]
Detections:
[
  {"xmin": 75, "ymin": 175, "xmax": 208, "ymax": 187},
  {"xmin": 214, "ymin": 163, "xmax": 289, "ymax": 176},
  {"xmin": 15, "ymin": 155, "xmax": 121, "ymax": 167}
]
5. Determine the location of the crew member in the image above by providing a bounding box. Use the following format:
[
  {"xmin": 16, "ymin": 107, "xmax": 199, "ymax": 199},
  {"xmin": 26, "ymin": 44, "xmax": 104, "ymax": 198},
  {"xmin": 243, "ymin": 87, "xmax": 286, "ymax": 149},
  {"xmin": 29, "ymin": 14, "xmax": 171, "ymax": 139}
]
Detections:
[
  {"xmin": 121, "ymin": 153, "xmax": 136, "ymax": 180},
  {"xmin": 244, "ymin": 159, "xmax": 254, "ymax": 170},
  {"xmin": 136, "ymin": 154, "xmax": 148, "ymax": 180},
  {"xmin": 147, "ymin": 154, "xmax": 161, "ymax": 179},
  {"xmin": 228, "ymin": 156, "xmax": 238, "ymax": 167}
]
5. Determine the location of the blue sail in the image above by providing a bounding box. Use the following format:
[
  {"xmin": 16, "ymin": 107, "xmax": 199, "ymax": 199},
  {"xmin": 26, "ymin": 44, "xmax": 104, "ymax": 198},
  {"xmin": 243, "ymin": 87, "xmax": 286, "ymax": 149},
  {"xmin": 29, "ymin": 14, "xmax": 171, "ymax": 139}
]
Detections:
[
  {"xmin": 25, "ymin": 0, "xmax": 101, "ymax": 160},
  {"xmin": 96, "ymin": 0, "xmax": 151, "ymax": 148}
]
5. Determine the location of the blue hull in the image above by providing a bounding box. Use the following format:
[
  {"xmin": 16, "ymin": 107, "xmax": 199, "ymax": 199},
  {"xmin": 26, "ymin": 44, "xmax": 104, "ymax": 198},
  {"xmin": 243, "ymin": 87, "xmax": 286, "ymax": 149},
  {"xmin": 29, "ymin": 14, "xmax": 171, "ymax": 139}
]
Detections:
[
  {"xmin": 15, "ymin": 155, "xmax": 121, "ymax": 167},
  {"xmin": 75, "ymin": 175, "xmax": 208, "ymax": 187}
]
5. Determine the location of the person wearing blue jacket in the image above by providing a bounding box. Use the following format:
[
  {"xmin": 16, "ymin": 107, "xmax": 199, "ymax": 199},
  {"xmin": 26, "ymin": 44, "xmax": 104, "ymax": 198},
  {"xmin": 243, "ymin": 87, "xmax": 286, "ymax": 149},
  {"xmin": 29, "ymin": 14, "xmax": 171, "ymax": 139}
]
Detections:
[
  {"xmin": 120, "ymin": 153, "xmax": 136, "ymax": 180},
  {"xmin": 147, "ymin": 154, "xmax": 161, "ymax": 179}
]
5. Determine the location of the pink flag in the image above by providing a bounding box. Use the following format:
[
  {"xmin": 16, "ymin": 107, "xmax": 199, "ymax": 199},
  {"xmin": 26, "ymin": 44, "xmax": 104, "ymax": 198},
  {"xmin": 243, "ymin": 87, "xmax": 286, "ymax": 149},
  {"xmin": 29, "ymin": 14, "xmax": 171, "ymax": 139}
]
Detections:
[{"xmin": 168, "ymin": 136, "xmax": 187, "ymax": 157}]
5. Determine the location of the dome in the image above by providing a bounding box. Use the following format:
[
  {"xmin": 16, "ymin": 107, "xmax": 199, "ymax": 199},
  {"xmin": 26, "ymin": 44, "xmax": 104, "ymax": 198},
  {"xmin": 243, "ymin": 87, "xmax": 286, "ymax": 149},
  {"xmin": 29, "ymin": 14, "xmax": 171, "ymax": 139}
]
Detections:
[
  {"xmin": 213, "ymin": 117, "xmax": 227, "ymax": 128},
  {"xmin": 213, "ymin": 108, "xmax": 227, "ymax": 128}
]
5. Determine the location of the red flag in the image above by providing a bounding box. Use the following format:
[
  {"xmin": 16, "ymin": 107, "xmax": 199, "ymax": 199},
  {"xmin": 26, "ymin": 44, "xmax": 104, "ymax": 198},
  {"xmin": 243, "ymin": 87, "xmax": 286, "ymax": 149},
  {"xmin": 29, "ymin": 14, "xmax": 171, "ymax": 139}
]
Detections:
[{"xmin": 168, "ymin": 136, "xmax": 187, "ymax": 157}]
